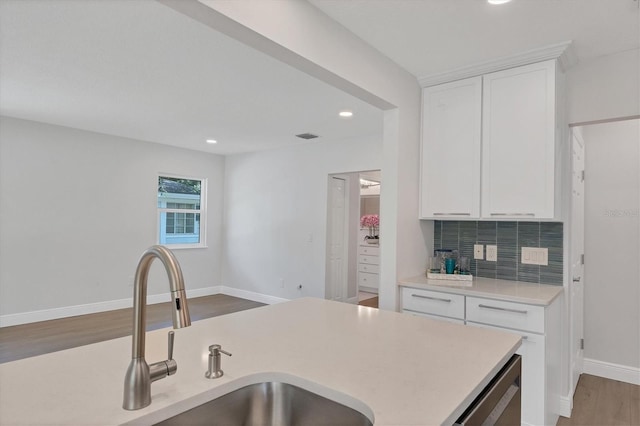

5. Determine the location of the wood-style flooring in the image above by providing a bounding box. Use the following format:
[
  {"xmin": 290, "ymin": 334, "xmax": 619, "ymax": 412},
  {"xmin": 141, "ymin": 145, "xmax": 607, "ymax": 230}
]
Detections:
[
  {"xmin": 1, "ymin": 295, "xmax": 637, "ymax": 426},
  {"xmin": 0, "ymin": 294, "xmax": 265, "ymax": 364},
  {"xmin": 358, "ymin": 296, "xmax": 379, "ymax": 308},
  {"xmin": 357, "ymin": 291, "xmax": 379, "ymax": 308},
  {"xmin": 557, "ymin": 373, "xmax": 639, "ymax": 426}
]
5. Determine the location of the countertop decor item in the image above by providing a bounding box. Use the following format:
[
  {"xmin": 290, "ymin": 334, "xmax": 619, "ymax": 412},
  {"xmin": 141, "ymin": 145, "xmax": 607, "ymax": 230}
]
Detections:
[
  {"xmin": 360, "ymin": 214, "xmax": 379, "ymax": 243},
  {"xmin": 426, "ymin": 271, "xmax": 473, "ymax": 282}
]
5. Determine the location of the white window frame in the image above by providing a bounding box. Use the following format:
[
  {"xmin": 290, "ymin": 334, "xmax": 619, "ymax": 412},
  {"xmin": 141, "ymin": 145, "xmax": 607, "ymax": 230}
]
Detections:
[{"xmin": 157, "ymin": 174, "xmax": 207, "ymax": 249}]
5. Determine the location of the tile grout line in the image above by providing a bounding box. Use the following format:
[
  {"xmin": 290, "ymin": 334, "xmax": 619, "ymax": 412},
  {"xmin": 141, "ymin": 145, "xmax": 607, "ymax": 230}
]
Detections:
[
  {"xmin": 539, "ymin": 222, "xmax": 544, "ymax": 284},
  {"xmin": 516, "ymin": 221, "xmax": 519, "ymax": 282}
]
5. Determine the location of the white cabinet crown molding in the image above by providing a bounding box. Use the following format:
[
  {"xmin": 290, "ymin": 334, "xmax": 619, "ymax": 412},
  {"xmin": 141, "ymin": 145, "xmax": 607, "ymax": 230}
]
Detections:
[{"xmin": 418, "ymin": 40, "xmax": 576, "ymax": 88}]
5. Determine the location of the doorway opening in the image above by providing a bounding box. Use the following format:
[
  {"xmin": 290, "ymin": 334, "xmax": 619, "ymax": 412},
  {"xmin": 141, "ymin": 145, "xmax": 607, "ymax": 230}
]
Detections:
[
  {"xmin": 567, "ymin": 116, "xmax": 639, "ymax": 401},
  {"xmin": 325, "ymin": 170, "xmax": 381, "ymax": 308}
]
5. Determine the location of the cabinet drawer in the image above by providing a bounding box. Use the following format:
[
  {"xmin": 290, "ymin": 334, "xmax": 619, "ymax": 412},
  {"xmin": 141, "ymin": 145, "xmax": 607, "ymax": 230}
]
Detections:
[
  {"xmin": 358, "ymin": 254, "xmax": 379, "ymax": 265},
  {"xmin": 403, "ymin": 310, "xmax": 465, "ymax": 325},
  {"xmin": 358, "ymin": 263, "xmax": 379, "ymax": 274},
  {"xmin": 401, "ymin": 288, "xmax": 465, "ymax": 320},
  {"xmin": 358, "ymin": 245, "xmax": 380, "ymax": 256},
  {"xmin": 358, "ymin": 272, "xmax": 379, "ymax": 288},
  {"xmin": 466, "ymin": 297, "xmax": 544, "ymax": 334}
]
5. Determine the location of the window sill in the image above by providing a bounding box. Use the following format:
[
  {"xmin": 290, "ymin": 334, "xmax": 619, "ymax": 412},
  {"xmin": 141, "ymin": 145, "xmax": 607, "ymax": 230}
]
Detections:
[{"xmin": 160, "ymin": 244, "xmax": 208, "ymax": 250}]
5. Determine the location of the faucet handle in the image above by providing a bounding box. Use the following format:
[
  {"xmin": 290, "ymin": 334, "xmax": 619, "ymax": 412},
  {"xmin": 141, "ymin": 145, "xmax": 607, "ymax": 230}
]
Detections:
[
  {"xmin": 149, "ymin": 331, "xmax": 178, "ymax": 382},
  {"xmin": 168, "ymin": 331, "xmax": 175, "ymax": 360}
]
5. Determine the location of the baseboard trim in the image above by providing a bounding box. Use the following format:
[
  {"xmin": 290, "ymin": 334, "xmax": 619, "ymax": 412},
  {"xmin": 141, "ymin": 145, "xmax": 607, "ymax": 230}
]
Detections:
[
  {"xmin": 583, "ymin": 358, "xmax": 640, "ymax": 386},
  {"xmin": 558, "ymin": 395, "xmax": 573, "ymax": 418},
  {"xmin": 0, "ymin": 286, "xmax": 289, "ymax": 327},
  {"xmin": 219, "ymin": 286, "xmax": 289, "ymax": 305},
  {"xmin": 0, "ymin": 286, "xmax": 221, "ymax": 328}
]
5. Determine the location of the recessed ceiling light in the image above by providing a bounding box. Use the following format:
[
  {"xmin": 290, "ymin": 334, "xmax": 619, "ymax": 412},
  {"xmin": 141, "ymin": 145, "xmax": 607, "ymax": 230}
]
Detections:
[
  {"xmin": 339, "ymin": 110, "xmax": 353, "ymax": 118},
  {"xmin": 488, "ymin": 0, "xmax": 512, "ymax": 4},
  {"xmin": 206, "ymin": 139, "xmax": 217, "ymax": 144}
]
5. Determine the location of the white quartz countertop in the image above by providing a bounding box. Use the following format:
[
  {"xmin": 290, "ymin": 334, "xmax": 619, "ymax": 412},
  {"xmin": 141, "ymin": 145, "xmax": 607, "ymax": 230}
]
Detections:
[
  {"xmin": 0, "ymin": 298, "xmax": 521, "ymax": 425},
  {"xmin": 398, "ymin": 275, "xmax": 564, "ymax": 306}
]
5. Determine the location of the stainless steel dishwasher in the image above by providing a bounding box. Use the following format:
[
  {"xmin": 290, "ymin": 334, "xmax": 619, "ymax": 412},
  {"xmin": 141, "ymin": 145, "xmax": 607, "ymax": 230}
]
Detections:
[{"xmin": 455, "ymin": 354, "xmax": 521, "ymax": 426}]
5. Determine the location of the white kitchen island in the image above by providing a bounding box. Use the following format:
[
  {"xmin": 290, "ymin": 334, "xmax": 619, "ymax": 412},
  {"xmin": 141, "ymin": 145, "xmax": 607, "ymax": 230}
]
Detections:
[{"xmin": 0, "ymin": 298, "xmax": 520, "ymax": 425}]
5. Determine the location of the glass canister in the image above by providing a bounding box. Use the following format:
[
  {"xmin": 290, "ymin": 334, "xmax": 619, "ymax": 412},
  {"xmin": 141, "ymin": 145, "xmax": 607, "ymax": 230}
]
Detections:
[{"xmin": 433, "ymin": 249, "xmax": 455, "ymax": 274}]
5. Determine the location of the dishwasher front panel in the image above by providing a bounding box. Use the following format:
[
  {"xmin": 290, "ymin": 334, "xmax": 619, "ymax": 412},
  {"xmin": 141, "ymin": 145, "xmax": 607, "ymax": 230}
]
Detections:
[{"xmin": 455, "ymin": 354, "xmax": 521, "ymax": 426}]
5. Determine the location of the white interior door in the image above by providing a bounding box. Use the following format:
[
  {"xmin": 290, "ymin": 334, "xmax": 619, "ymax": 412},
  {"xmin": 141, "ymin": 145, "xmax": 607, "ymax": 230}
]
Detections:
[
  {"xmin": 570, "ymin": 128, "xmax": 585, "ymax": 394},
  {"xmin": 327, "ymin": 176, "xmax": 349, "ymax": 301}
]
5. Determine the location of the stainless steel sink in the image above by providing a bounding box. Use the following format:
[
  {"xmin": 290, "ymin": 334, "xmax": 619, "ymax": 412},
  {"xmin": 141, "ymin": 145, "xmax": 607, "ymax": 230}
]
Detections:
[{"xmin": 154, "ymin": 381, "xmax": 373, "ymax": 426}]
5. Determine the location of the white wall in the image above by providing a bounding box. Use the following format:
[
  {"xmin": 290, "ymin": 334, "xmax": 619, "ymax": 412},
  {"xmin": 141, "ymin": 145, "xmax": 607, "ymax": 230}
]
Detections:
[
  {"xmin": 567, "ymin": 48, "xmax": 640, "ymax": 124},
  {"xmin": 0, "ymin": 116, "xmax": 225, "ymax": 322},
  {"xmin": 222, "ymin": 135, "xmax": 382, "ymax": 300},
  {"xmin": 583, "ymin": 119, "xmax": 639, "ymax": 370},
  {"xmin": 163, "ymin": 0, "xmax": 432, "ymax": 311},
  {"xmin": 346, "ymin": 172, "xmax": 361, "ymax": 300}
]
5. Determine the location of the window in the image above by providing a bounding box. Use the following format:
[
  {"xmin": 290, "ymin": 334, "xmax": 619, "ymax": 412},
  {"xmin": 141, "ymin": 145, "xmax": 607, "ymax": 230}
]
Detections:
[{"xmin": 157, "ymin": 175, "xmax": 206, "ymax": 248}]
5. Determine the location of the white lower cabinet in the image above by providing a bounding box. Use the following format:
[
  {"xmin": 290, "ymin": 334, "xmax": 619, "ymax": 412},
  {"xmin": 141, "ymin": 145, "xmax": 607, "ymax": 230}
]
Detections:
[
  {"xmin": 401, "ymin": 287, "xmax": 561, "ymax": 426},
  {"xmin": 357, "ymin": 245, "xmax": 379, "ymax": 292},
  {"xmin": 467, "ymin": 323, "xmax": 546, "ymax": 426}
]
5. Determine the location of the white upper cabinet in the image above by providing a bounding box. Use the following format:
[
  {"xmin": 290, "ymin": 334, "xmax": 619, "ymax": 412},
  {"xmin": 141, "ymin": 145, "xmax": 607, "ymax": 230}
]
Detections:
[
  {"xmin": 481, "ymin": 60, "xmax": 557, "ymax": 219},
  {"xmin": 420, "ymin": 77, "xmax": 482, "ymax": 219},
  {"xmin": 420, "ymin": 59, "xmax": 561, "ymax": 220}
]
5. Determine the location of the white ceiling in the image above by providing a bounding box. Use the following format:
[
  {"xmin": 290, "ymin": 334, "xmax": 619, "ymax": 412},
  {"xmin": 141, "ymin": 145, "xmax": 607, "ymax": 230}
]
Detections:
[
  {"xmin": 310, "ymin": 0, "xmax": 640, "ymax": 79},
  {"xmin": 0, "ymin": 0, "xmax": 383, "ymax": 155},
  {"xmin": 1, "ymin": 1, "xmax": 638, "ymax": 156}
]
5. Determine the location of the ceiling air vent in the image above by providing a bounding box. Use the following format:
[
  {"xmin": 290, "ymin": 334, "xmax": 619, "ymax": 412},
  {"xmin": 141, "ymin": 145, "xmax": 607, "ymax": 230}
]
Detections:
[{"xmin": 295, "ymin": 132, "xmax": 319, "ymax": 140}]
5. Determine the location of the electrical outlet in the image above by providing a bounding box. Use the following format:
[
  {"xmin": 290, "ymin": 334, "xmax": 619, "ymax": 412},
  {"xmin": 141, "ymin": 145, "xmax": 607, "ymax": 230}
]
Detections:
[
  {"xmin": 474, "ymin": 244, "xmax": 484, "ymax": 260},
  {"xmin": 486, "ymin": 245, "xmax": 498, "ymax": 262},
  {"xmin": 280, "ymin": 278, "xmax": 285, "ymax": 288},
  {"xmin": 521, "ymin": 247, "xmax": 548, "ymax": 265}
]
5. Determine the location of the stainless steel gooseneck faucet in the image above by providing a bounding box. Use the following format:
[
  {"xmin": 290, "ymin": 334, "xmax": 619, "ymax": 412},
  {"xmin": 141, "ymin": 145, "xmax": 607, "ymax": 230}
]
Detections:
[{"xmin": 123, "ymin": 245, "xmax": 191, "ymax": 411}]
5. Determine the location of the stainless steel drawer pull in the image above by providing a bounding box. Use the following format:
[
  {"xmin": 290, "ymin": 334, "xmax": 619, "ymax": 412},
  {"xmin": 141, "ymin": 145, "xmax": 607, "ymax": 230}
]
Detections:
[
  {"xmin": 478, "ymin": 304, "xmax": 528, "ymax": 314},
  {"xmin": 412, "ymin": 294, "xmax": 452, "ymax": 303},
  {"xmin": 433, "ymin": 213, "xmax": 471, "ymax": 216},
  {"xmin": 490, "ymin": 213, "xmax": 535, "ymax": 217}
]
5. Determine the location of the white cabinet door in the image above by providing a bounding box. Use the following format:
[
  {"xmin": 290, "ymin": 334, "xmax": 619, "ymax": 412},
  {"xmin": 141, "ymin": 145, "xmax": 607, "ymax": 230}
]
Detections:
[
  {"xmin": 468, "ymin": 322, "xmax": 546, "ymax": 426},
  {"xmin": 481, "ymin": 60, "xmax": 556, "ymax": 219},
  {"xmin": 420, "ymin": 77, "xmax": 482, "ymax": 219},
  {"xmin": 518, "ymin": 333, "xmax": 546, "ymax": 426}
]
